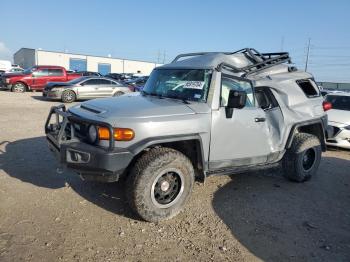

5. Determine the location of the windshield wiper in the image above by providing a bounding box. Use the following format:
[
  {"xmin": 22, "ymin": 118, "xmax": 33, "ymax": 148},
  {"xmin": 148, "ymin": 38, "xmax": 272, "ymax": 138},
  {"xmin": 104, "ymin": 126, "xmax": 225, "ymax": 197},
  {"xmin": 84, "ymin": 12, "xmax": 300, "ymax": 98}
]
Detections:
[
  {"xmin": 141, "ymin": 90, "xmax": 164, "ymax": 99},
  {"xmin": 165, "ymin": 94, "xmax": 190, "ymax": 104}
]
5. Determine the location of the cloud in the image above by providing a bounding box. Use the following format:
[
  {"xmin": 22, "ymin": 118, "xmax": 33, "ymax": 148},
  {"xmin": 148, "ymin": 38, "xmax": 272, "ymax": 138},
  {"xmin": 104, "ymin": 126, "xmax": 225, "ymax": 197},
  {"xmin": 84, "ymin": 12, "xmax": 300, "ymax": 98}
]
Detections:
[{"xmin": 0, "ymin": 42, "xmax": 12, "ymax": 61}]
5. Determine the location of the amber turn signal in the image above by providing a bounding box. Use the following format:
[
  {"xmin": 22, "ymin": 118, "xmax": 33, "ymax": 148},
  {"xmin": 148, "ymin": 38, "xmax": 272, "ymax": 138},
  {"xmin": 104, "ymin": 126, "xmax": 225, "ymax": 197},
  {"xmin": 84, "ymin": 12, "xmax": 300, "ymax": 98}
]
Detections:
[{"xmin": 98, "ymin": 127, "xmax": 135, "ymax": 141}]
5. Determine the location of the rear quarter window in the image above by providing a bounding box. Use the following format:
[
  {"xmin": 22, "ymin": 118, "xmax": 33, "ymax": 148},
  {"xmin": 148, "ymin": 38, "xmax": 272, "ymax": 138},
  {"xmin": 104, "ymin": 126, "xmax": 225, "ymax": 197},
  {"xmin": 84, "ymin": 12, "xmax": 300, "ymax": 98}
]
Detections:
[{"xmin": 296, "ymin": 79, "xmax": 320, "ymax": 98}]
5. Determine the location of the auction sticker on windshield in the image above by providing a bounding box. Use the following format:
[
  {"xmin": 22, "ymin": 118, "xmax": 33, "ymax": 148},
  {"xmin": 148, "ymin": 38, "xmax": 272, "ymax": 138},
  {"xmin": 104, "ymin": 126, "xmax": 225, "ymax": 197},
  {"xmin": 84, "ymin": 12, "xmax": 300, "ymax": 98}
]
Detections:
[{"xmin": 183, "ymin": 81, "xmax": 205, "ymax": 90}]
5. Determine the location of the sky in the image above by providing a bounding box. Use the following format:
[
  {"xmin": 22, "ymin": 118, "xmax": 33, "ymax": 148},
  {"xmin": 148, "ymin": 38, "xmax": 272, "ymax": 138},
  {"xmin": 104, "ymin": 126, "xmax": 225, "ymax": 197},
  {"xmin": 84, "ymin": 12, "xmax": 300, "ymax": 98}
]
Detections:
[{"xmin": 1, "ymin": 0, "xmax": 350, "ymax": 82}]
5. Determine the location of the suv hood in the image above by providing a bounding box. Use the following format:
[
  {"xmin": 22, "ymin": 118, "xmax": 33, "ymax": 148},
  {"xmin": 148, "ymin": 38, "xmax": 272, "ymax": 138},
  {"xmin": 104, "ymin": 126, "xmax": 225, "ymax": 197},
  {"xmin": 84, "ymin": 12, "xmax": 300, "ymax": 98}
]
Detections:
[
  {"xmin": 69, "ymin": 93, "xmax": 208, "ymax": 119},
  {"xmin": 327, "ymin": 109, "xmax": 350, "ymax": 125}
]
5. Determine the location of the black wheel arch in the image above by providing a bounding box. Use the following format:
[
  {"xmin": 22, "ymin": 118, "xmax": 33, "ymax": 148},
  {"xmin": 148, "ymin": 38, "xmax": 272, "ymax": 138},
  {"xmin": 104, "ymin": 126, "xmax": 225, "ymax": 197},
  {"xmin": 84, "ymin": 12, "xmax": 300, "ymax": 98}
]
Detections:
[
  {"xmin": 127, "ymin": 134, "xmax": 207, "ymax": 182},
  {"xmin": 286, "ymin": 118, "xmax": 327, "ymax": 151}
]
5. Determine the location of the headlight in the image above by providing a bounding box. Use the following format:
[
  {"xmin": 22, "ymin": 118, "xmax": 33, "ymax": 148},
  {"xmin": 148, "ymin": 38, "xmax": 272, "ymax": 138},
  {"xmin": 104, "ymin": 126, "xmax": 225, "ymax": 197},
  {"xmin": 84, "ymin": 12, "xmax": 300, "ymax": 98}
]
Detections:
[{"xmin": 88, "ymin": 125, "xmax": 98, "ymax": 143}]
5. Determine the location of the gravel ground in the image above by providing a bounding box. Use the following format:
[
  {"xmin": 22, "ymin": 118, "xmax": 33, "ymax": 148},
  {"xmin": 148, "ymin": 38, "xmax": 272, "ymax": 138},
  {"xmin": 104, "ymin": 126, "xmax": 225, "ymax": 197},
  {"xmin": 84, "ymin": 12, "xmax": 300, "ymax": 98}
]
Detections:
[{"xmin": 0, "ymin": 91, "xmax": 349, "ymax": 262}]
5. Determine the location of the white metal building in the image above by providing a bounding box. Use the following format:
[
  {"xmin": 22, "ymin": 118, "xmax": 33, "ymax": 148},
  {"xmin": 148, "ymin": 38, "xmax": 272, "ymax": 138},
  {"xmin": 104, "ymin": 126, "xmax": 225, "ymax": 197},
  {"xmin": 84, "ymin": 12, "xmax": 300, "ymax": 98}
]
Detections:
[{"xmin": 14, "ymin": 48, "xmax": 162, "ymax": 75}]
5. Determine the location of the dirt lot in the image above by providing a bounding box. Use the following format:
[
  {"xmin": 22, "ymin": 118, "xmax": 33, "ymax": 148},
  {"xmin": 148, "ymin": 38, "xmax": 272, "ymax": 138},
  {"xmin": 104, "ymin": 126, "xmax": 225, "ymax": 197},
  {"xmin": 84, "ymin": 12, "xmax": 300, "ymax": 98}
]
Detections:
[{"xmin": 0, "ymin": 91, "xmax": 349, "ymax": 262}]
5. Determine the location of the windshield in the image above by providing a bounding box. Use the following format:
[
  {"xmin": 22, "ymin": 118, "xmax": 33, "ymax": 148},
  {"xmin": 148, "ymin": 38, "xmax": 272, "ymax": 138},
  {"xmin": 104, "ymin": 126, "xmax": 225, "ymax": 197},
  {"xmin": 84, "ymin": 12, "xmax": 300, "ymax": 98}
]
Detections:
[
  {"xmin": 143, "ymin": 69, "xmax": 212, "ymax": 102},
  {"xmin": 326, "ymin": 95, "xmax": 350, "ymax": 111},
  {"xmin": 67, "ymin": 77, "xmax": 87, "ymax": 84}
]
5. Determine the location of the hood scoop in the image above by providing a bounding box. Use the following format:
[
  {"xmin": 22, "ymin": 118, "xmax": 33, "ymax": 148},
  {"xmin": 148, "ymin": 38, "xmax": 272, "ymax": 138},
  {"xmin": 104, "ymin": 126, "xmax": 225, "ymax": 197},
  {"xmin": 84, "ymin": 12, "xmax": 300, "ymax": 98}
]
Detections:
[{"xmin": 80, "ymin": 104, "xmax": 105, "ymax": 114}]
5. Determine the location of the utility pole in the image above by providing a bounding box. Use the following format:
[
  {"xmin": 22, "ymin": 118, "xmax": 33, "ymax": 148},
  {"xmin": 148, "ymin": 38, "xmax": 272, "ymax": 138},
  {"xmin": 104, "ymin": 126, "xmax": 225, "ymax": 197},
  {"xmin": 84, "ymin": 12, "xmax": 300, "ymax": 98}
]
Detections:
[
  {"xmin": 162, "ymin": 50, "xmax": 166, "ymax": 64},
  {"xmin": 305, "ymin": 38, "xmax": 311, "ymax": 72},
  {"xmin": 157, "ymin": 50, "xmax": 160, "ymax": 64}
]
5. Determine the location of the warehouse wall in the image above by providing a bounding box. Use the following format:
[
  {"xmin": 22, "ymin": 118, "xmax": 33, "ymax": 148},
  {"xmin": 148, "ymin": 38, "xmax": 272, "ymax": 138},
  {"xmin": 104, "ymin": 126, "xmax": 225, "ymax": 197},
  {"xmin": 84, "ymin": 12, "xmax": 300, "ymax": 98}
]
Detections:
[
  {"xmin": 36, "ymin": 50, "xmax": 158, "ymax": 74},
  {"xmin": 86, "ymin": 56, "xmax": 124, "ymax": 72},
  {"xmin": 14, "ymin": 48, "xmax": 160, "ymax": 74},
  {"xmin": 13, "ymin": 48, "xmax": 36, "ymax": 69},
  {"xmin": 37, "ymin": 51, "xmax": 85, "ymax": 69}
]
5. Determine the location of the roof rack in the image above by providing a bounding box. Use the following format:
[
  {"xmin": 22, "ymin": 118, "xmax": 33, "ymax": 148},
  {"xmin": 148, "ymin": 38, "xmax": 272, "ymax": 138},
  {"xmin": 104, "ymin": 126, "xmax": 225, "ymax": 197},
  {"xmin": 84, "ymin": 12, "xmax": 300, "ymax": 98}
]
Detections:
[{"xmin": 171, "ymin": 48, "xmax": 292, "ymax": 77}]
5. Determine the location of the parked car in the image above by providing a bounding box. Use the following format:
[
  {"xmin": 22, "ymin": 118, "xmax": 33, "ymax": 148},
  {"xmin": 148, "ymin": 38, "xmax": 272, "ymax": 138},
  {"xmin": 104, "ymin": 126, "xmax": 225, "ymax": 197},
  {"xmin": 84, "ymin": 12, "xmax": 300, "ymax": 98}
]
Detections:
[
  {"xmin": 105, "ymin": 73, "xmax": 124, "ymax": 81},
  {"xmin": 45, "ymin": 48, "xmax": 328, "ymax": 222},
  {"xmin": 0, "ymin": 61, "xmax": 23, "ymax": 75},
  {"xmin": 43, "ymin": 76, "xmax": 133, "ymax": 103},
  {"xmin": 325, "ymin": 92, "xmax": 350, "ymax": 149},
  {"xmin": 125, "ymin": 76, "xmax": 149, "ymax": 91},
  {"xmin": 0, "ymin": 67, "xmax": 24, "ymax": 75},
  {"xmin": 76, "ymin": 71, "xmax": 102, "ymax": 77},
  {"xmin": 0, "ymin": 66, "xmax": 81, "ymax": 92}
]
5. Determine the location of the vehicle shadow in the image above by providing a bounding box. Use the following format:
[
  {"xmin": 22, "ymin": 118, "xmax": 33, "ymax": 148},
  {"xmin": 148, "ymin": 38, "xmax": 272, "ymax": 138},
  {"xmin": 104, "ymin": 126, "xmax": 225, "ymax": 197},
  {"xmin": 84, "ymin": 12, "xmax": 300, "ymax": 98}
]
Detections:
[
  {"xmin": 31, "ymin": 95, "xmax": 53, "ymax": 102},
  {"xmin": 0, "ymin": 136, "xmax": 138, "ymax": 220},
  {"xmin": 212, "ymin": 157, "xmax": 350, "ymax": 261}
]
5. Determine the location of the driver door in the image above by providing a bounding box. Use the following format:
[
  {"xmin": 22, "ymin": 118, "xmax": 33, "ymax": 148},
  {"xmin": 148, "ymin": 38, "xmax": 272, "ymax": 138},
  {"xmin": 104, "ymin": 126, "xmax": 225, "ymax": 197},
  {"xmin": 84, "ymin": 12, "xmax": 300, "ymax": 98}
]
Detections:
[{"xmin": 209, "ymin": 75, "xmax": 272, "ymax": 169}]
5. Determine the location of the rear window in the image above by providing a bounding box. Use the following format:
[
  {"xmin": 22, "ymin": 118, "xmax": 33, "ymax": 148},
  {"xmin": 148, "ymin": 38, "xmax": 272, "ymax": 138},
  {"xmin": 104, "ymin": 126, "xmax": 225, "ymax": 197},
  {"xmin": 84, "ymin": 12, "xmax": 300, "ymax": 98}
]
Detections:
[
  {"xmin": 325, "ymin": 95, "xmax": 350, "ymax": 111},
  {"xmin": 48, "ymin": 68, "xmax": 64, "ymax": 76},
  {"xmin": 296, "ymin": 79, "xmax": 320, "ymax": 98}
]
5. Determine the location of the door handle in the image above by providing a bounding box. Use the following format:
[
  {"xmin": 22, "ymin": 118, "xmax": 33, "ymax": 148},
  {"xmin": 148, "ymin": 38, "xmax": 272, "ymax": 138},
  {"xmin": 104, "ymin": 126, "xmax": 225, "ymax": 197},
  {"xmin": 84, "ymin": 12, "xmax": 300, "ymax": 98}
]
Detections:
[{"xmin": 255, "ymin": 117, "xmax": 266, "ymax": 122}]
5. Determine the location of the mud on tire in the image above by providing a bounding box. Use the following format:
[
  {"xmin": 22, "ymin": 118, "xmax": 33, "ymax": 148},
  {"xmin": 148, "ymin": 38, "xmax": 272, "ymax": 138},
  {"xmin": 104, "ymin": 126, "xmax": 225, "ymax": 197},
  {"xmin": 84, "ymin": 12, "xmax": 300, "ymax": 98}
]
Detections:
[
  {"xmin": 282, "ymin": 133, "xmax": 322, "ymax": 182},
  {"xmin": 126, "ymin": 147, "xmax": 195, "ymax": 222}
]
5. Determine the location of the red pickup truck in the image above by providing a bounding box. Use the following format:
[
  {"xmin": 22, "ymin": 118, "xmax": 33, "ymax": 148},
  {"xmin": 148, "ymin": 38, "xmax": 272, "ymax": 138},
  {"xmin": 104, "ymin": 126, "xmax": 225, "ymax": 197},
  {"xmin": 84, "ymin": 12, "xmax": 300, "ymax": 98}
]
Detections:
[{"xmin": 0, "ymin": 65, "xmax": 81, "ymax": 92}]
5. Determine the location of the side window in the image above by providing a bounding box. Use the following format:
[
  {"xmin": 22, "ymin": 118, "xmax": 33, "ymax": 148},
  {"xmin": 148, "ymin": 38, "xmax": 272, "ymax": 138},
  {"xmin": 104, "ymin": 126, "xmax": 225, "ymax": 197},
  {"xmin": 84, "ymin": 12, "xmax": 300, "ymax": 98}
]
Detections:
[
  {"xmin": 95, "ymin": 79, "xmax": 112, "ymax": 85},
  {"xmin": 255, "ymin": 87, "xmax": 279, "ymax": 110},
  {"xmin": 81, "ymin": 79, "xmax": 111, "ymax": 86},
  {"xmin": 221, "ymin": 76, "xmax": 255, "ymax": 107},
  {"xmin": 48, "ymin": 69, "xmax": 64, "ymax": 76},
  {"xmin": 32, "ymin": 69, "xmax": 48, "ymax": 77},
  {"xmin": 296, "ymin": 79, "xmax": 320, "ymax": 98}
]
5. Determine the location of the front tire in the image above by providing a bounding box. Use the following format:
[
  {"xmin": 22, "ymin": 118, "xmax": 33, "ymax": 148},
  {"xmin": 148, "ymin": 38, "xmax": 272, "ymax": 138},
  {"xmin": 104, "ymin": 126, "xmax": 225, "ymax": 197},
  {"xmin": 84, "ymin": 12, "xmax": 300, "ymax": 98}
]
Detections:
[
  {"xmin": 282, "ymin": 133, "xmax": 322, "ymax": 182},
  {"xmin": 126, "ymin": 147, "xmax": 195, "ymax": 222},
  {"xmin": 61, "ymin": 90, "xmax": 76, "ymax": 103},
  {"xmin": 12, "ymin": 82, "xmax": 26, "ymax": 93}
]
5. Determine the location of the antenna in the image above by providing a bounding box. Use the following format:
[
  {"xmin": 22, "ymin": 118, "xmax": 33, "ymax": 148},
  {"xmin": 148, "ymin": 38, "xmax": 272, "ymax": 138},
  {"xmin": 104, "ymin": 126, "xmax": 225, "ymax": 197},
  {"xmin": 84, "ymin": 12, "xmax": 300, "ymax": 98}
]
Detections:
[{"xmin": 305, "ymin": 38, "xmax": 311, "ymax": 72}]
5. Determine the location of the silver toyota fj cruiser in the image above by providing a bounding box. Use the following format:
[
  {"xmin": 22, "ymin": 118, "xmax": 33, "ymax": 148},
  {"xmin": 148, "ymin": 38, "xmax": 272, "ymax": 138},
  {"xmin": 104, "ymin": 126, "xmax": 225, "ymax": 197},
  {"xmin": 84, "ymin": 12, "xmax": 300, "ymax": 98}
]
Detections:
[{"xmin": 45, "ymin": 48, "xmax": 328, "ymax": 222}]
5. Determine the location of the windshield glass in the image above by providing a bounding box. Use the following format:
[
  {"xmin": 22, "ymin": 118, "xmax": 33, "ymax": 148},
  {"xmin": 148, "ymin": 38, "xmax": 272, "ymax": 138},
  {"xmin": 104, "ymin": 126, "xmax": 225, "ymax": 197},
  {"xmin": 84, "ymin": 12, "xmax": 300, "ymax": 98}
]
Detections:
[
  {"xmin": 326, "ymin": 95, "xmax": 350, "ymax": 111},
  {"xmin": 67, "ymin": 77, "xmax": 87, "ymax": 84},
  {"xmin": 143, "ymin": 69, "xmax": 212, "ymax": 102}
]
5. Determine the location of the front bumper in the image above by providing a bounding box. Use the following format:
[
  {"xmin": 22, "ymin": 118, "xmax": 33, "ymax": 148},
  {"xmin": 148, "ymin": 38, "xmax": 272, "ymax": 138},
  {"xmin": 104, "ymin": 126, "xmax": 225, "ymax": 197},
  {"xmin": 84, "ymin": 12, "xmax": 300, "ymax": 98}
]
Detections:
[
  {"xmin": 0, "ymin": 84, "xmax": 12, "ymax": 90},
  {"xmin": 326, "ymin": 124, "xmax": 350, "ymax": 149},
  {"xmin": 45, "ymin": 105, "xmax": 134, "ymax": 182},
  {"xmin": 43, "ymin": 89, "xmax": 62, "ymax": 99}
]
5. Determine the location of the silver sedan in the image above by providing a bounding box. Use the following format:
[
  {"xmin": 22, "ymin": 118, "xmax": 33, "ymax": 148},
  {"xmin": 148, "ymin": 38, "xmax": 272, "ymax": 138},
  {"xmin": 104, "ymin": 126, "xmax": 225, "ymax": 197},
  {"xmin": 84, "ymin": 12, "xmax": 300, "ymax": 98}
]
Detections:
[{"xmin": 43, "ymin": 76, "xmax": 133, "ymax": 103}]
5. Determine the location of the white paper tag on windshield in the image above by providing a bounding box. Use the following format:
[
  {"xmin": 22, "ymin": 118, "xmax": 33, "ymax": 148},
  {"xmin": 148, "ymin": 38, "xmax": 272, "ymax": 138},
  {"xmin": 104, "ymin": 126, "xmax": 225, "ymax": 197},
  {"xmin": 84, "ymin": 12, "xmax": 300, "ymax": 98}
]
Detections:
[{"xmin": 183, "ymin": 81, "xmax": 205, "ymax": 90}]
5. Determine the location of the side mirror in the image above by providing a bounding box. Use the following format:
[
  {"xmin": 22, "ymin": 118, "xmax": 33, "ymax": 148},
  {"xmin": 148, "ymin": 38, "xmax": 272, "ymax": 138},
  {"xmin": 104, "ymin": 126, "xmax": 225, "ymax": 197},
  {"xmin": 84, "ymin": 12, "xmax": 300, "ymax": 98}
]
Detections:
[{"xmin": 225, "ymin": 90, "xmax": 247, "ymax": 118}]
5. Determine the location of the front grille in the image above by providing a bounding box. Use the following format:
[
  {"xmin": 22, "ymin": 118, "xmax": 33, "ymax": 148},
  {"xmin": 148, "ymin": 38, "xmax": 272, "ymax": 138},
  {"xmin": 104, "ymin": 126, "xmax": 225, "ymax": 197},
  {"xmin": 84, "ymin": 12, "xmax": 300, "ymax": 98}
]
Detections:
[
  {"xmin": 330, "ymin": 126, "xmax": 341, "ymax": 137},
  {"xmin": 71, "ymin": 121, "xmax": 89, "ymax": 141}
]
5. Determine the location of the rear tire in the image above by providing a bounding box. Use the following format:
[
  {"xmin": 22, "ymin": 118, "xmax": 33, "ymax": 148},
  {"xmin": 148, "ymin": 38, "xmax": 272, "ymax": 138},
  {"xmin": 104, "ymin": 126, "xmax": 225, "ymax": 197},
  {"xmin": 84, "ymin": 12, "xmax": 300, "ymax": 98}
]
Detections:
[
  {"xmin": 282, "ymin": 133, "xmax": 322, "ymax": 182},
  {"xmin": 126, "ymin": 147, "xmax": 194, "ymax": 222},
  {"xmin": 12, "ymin": 82, "xmax": 26, "ymax": 93},
  {"xmin": 113, "ymin": 91, "xmax": 124, "ymax": 97},
  {"xmin": 61, "ymin": 90, "xmax": 76, "ymax": 103}
]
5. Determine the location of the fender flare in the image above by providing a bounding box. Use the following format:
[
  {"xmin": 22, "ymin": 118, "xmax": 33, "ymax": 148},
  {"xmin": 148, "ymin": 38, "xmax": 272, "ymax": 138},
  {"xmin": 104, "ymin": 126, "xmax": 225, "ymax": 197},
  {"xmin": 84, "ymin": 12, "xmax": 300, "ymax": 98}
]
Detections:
[
  {"xmin": 285, "ymin": 118, "xmax": 327, "ymax": 151},
  {"xmin": 128, "ymin": 134, "xmax": 207, "ymax": 175}
]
